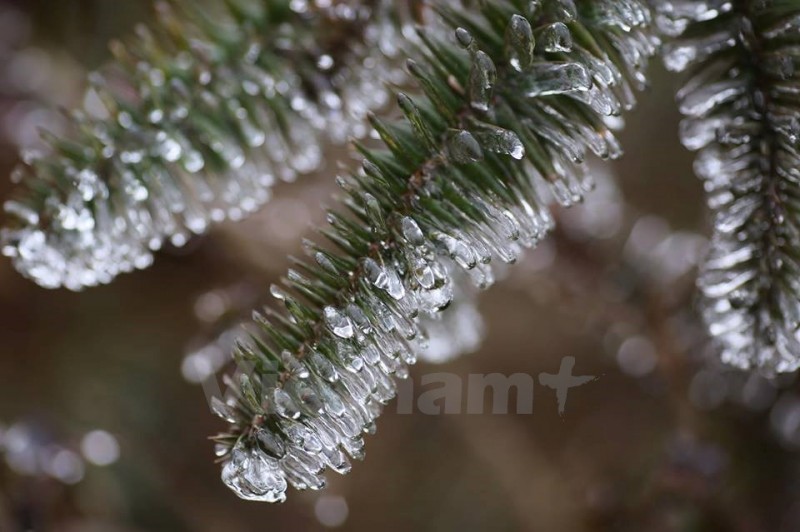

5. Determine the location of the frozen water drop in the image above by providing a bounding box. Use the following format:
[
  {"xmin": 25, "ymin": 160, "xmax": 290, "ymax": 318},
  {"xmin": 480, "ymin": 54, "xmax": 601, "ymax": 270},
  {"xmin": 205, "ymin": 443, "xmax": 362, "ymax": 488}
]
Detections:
[{"xmin": 324, "ymin": 307, "xmax": 355, "ymax": 339}]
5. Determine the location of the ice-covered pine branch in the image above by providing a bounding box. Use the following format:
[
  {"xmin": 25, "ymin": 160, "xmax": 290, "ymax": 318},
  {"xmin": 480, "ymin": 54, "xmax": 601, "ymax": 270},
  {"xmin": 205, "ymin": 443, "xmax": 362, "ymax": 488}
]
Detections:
[
  {"xmin": 182, "ymin": 280, "xmax": 485, "ymax": 387},
  {"xmin": 213, "ymin": 0, "xmax": 656, "ymax": 503},
  {"xmin": 658, "ymin": 1, "xmax": 800, "ymax": 372},
  {"xmin": 0, "ymin": 0, "xmax": 404, "ymax": 290}
]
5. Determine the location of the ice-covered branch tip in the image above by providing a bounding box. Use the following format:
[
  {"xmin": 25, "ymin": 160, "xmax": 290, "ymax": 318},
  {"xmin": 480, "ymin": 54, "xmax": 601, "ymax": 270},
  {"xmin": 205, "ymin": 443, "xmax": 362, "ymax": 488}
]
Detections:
[
  {"xmin": 658, "ymin": 0, "xmax": 800, "ymax": 373},
  {"xmin": 0, "ymin": 0, "xmax": 405, "ymax": 290},
  {"xmin": 213, "ymin": 0, "xmax": 655, "ymax": 503}
]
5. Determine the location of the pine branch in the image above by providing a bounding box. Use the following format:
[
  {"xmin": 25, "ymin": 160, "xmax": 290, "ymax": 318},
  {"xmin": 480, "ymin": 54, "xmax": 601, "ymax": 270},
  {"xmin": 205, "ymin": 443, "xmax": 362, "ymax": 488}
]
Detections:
[
  {"xmin": 658, "ymin": 0, "xmax": 800, "ymax": 372},
  {"xmin": 183, "ymin": 277, "xmax": 484, "ymax": 385},
  {"xmin": 0, "ymin": 0, "xmax": 403, "ymax": 290},
  {"xmin": 213, "ymin": 0, "xmax": 656, "ymax": 503}
]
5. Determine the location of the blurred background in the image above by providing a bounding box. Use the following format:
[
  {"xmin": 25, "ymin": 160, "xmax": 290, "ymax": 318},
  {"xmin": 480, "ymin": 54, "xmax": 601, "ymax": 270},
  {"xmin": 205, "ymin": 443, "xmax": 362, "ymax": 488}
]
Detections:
[{"xmin": 1, "ymin": 0, "xmax": 799, "ymax": 530}]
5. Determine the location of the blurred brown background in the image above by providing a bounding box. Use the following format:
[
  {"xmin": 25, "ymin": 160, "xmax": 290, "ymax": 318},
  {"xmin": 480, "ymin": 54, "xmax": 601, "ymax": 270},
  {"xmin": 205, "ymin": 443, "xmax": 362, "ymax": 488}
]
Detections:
[{"xmin": 0, "ymin": 1, "xmax": 797, "ymax": 531}]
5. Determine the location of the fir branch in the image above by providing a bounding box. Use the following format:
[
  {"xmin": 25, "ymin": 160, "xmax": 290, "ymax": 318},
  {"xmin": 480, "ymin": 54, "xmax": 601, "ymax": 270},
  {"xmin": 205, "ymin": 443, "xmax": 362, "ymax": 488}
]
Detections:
[
  {"xmin": 213, "ymin": 0, "xmax": 656, "ymax": 503},
  {"xmin": 183, "ymin": 278, "xmax": 484, "ymax": 386},
  {"xmin": 658, "ymin": 0, "xmax": 800, "ymax": 372},
  {"xmin": 0, "ymin": 0, "xmax": 403, "ymax": 290}
]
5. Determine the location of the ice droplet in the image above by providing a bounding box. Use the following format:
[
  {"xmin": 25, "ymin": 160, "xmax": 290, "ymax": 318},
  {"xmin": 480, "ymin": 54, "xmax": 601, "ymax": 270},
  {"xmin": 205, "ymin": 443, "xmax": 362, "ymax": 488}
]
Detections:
[
  {"xmin": 324, "ymin": 307, "xmax": 355, "ymax": 339},
  {"xmin": 446, "ymin": 130, "xmax": 484, "ymax": 163},
  {"xmin": 221, "ymin": 446, "xmax": 287, "ymax": 503},
  {"xmin": 401, "ymin": 216, "xmax": 425, "ymax": 246},
  {"xmin": 210, "ymin": 397, "xmax": 238, "ymax": 423},
  {"xmin": 362, "ymin": 258, "xmax": 405, "ymax": 300},
  {"xmin": 308, "ymin": 350, "xmax": 339, "ymax": 383},
  {"xmin": 273, "ymin": 388, "xmax": 302, "ymax": 420},
  {"xmin": 506, "ymin": 15, "xmax": 535, "ymax": 72},
  {"xmin": 516, "ymin": 62, "xmax": 592, "ymax": 96},
  {"xmin": 468, "ymin": 50, "xmax": 497, "ymax": 113},
  {"xmin": 473, "ymin": 126, "xmax": 525, "ymax": 159},
  {"xmin": 540, "ymin": 23, "xmax": 573, "ymax": 53}
]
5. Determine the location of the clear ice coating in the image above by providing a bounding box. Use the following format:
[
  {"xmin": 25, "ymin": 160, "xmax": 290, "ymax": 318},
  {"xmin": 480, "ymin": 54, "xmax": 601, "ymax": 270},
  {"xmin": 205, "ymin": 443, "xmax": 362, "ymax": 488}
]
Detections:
[
  {"xmin": 183, "ymin": 278, "xmax": 485, "ymax": 385},
  {"xmin": 0, "ymin": 0, "xmax": 406, "ymax": 290},
  {"xmin": 214, "ymin": 0, "xmax": 655, "ymax": 503},
  {"xmin": 657, "ymin": 1, "xmax": 800, "ymax": 372}
]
